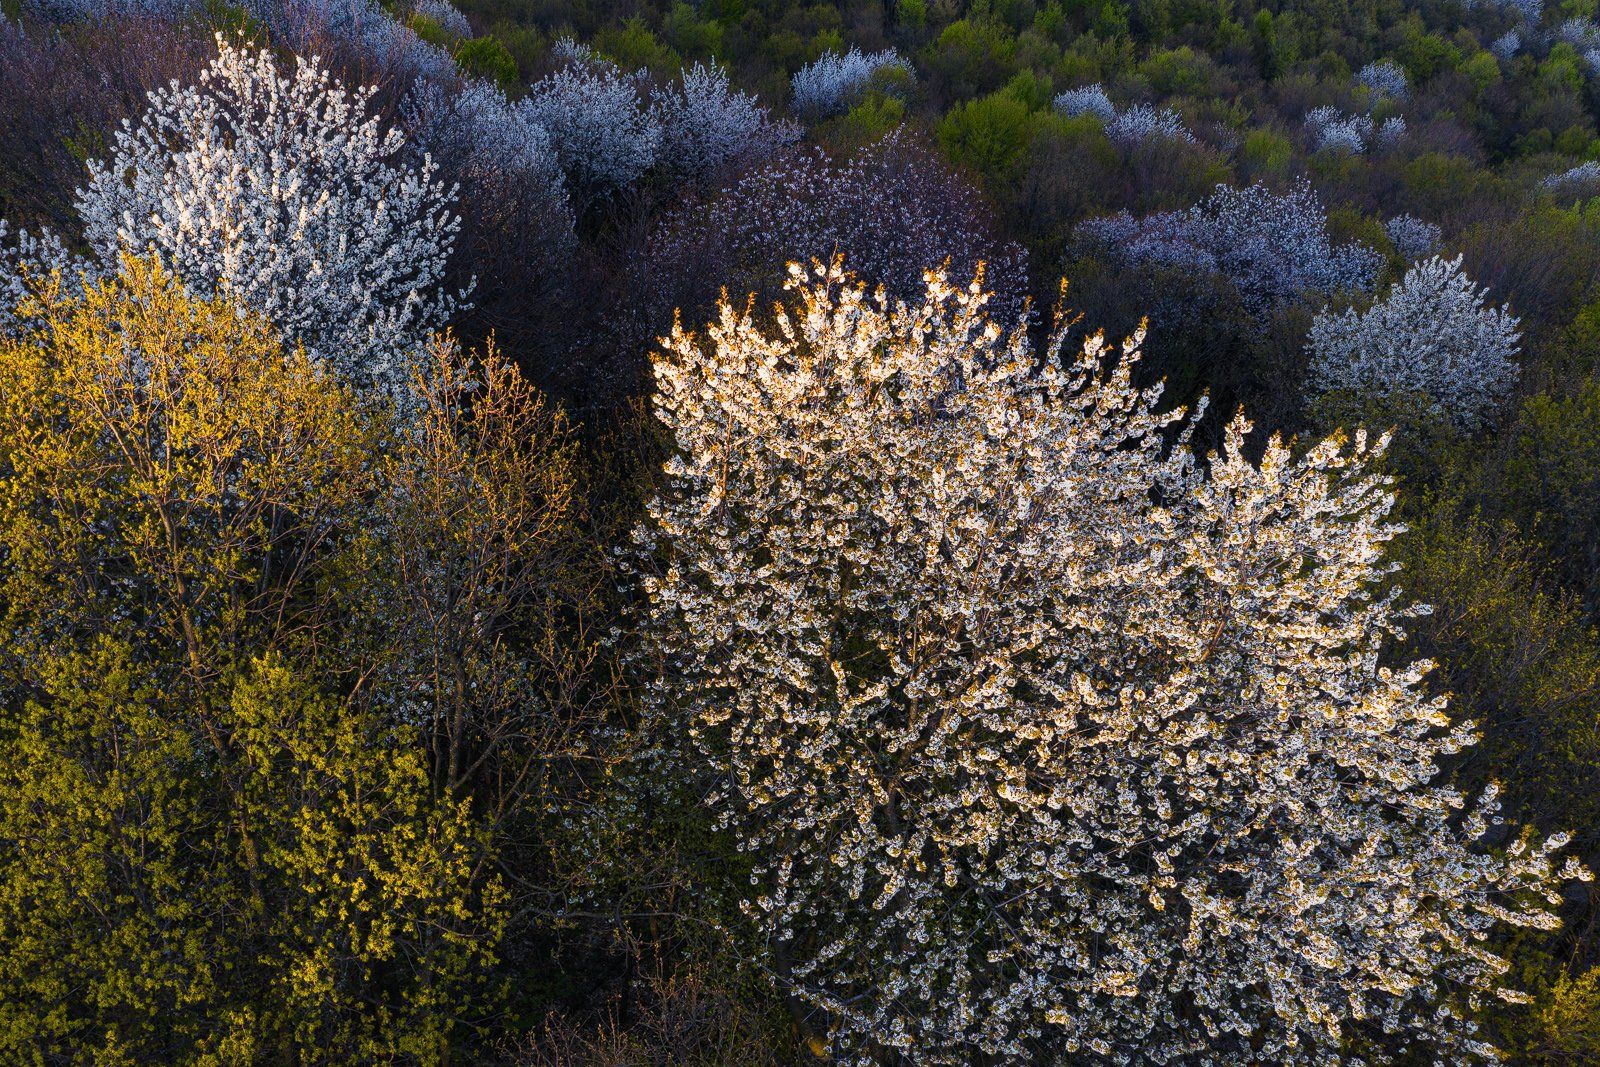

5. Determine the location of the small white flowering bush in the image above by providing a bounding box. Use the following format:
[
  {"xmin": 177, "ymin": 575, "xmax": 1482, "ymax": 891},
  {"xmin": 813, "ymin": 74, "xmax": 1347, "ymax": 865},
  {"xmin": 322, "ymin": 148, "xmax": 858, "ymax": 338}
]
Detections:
[
  {"xmin": 409, "ymin": 0, "xmax": 470, "ymax": 38},
  {"xmin": 524, "ymin": 62, "xmax": 661, "ymax": 200},
  {"xmin": 1492, "ymin": 30, "xmax": 1522, "ymax": 60},
  {"xmin": 634, "ymin": 259, "xmax": 1587, "ymax": 1065},
  {"xmin": 1357, "ymin": 59, "xmax": 1409, "ymax": 100},
  {"xmin": 1374, "ymin": 114, "xmax": 1407, "ymax": 149},
  {"xmin": 1542, "ymin": 160, "xmax": 1600, "ymax": 193},
  {"xmin": 1386, "ymin": 214, "xmax": 1443, "ymax": 261},
  {"xmin": 1309, "ymin": 255, "xmax": 1521, "ymax": 427},
  {"xmin": 651, "ymin": 63, "xmax": 796, "ymax": 185},
  {"xmin": 407, "ymin": 79, "xmax": 568, "ymax": 215},
  {"xmin": 550, "ymin": 34, "xmax": 603, "ymax": 65},
  {"xmin": 405, "ymin": 78, "xmax": 575, "ymax": 255},
  {"xmin": 1106, "ymin": 102, "xmax": 1195, "ymax": 145},
  {"xmin": 77, "ymin": 37, "xmax": 465, "ymax": 394},
  {"xmin": 1495, "ymin": 0, "xmax": 1541, "ymax": 19},
  {"xmin": 1053, "ymin": 83, "xmax": 1114, "ymax": 122},
  {"xmin": 790, "ymin": 47, "xmax": 910, "ymax": 119},
  {"xmin": 1305, "ymin": 105, "xmax": 1373, "ymax": 153}
]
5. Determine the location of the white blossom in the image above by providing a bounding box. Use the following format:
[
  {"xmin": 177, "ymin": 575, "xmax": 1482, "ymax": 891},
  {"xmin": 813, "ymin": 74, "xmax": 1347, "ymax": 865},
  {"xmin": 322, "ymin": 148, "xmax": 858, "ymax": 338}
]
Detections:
[
  {"xmin": 1374, "ymin": 115, "xmax": 1407, "ymax": 149},
  {"xmin": 634, "ymin": 260, "xmax": 1585, "ymax": 1064},
  {"xmin": 1357, "ymin": 60, "xmax": 1409, "ymax": 101},
  {"xmin": 523, "ymin": 62, "xmax": 661, "ymax": 199},
  {"xmin": 1309, "ymin": 255, "xmax": 1520, "ymax": 427},
  {"xmin": 1491, "ymin": 30, "xmax": 1521, "ymax": 61},
  {"xmin": 404, "ymin": 77, "xmax": 575, "ymax": 250},
  {"xmin": 1497, "ymin": 0, "xmax": 1541, "ymax": 19},
  {"xmin": 0, "ymin": 221, "xmax": 86, "ymax": 335},
  {"xmin": 1305, "ymin": 105, "xmax": 1373, "ymax": 153},
  {"xmin": 247, "ymin": 0, "xmax": 457, "ymax": 85},
  {"xmin": 550, "ymin": 34, "xmax": 603, "ymax": 66},
  {"xmin": 1078, "ymin": 182, "xmax": 1382, "ymax": 315},
  {"xmin": 1542, "ymin": 160, "xmax": 1600, "ymax": 193},
  {"xmin": 1106, "ymin": 102, "xmax": 1195, "ymax": 145},
  {"xmin": 77, "ymin": 38, "xmax": 466, "ymax": 394},
  {"xmin": 1385, "ymin": 214, "xmax": 1442, "ymax": 261},
  {"xmin": 651, "ymin": 63, "xmax": 798, "ymax": 186},
  {"xmin": 408, "ymin": 0, "xmax": 471, "ymax": 38},
  {"xmin": 790, "ymin": 47, "xmax": 911, "ymax": 119},
  {"xmin": 1053, "ymin": 83, "xmax": 1115, "ymax": 122},
  {"xmin": 1558, "ymin": 17, "xmax": 1600, "ymax": 52}
]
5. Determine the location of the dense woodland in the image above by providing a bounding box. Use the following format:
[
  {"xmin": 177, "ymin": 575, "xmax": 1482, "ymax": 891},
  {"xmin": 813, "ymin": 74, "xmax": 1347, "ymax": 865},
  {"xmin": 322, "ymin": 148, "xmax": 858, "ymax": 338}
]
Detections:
[{"xmin": 3, "ymin": 0, "xmax": 1600, "ymax": 1060}]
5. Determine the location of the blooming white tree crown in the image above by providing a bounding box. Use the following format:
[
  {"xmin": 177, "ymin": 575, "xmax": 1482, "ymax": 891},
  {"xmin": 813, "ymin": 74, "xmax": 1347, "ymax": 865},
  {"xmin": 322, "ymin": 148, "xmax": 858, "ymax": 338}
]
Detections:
[
  {"xmin": 790, "ymin": 46, "xmax": 910, "ymax": 118},
  {"xmin": 1309, "ymin": 254, "xmax": 1520, "ymax": 427},
  {"xmin": 1106, "ymin": 102, "xmax": 1196, "ymax": 145},
  {"xmin": 651, "ymin": 63, "xmax": 796, "ymax": 185},
  {"xmin": 1053, "ymin": 83, "xmax": 1115, "ymax": 122},
  {"xmin": 1079, "ymin": 181, "xmax": 1383, "ymax": 316},
  {"xmin": 1357, "ymin": 59, "xmax": 1409, "ymax": 100},
  {"xmin": 1305, "ymin": 105, "xmax": 1373, "ymax": 153},
  {"xmin": 1385, "ymin": 214, "xmax": 1443, "ymax": 261},
  {"xmin": 633, "ymin": 260, "xmax": 1585, "ymax": 1065},
  {"xmin": 76, "ymin": 37, "xmax": 465, "ymax": 394},
  {"xmin": 523, "ymin": 62, "xmax": 662, "ymax": 199}
]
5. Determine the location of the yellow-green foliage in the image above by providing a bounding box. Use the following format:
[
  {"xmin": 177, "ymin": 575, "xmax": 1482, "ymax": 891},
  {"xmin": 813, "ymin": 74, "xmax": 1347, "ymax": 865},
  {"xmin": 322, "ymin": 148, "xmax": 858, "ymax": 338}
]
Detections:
[{"xmin": 0, "ymin": 258, "xmax": 588, "ymax": 1063}]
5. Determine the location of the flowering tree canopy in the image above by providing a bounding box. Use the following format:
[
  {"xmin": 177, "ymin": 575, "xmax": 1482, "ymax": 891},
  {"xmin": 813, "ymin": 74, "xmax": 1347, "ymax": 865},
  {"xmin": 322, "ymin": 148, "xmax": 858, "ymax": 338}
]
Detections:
[
  {"xmin": 1053, "ymin": 83, "xmax": 1115, "ymax": 121},
  {"xmin": 76, "ymin": 38, "xmax": 464, "ymax": 394},
  {"xmin": 524, "ymin": 61, "xmax": 661, "ymax": 200},
  {"xmin": 1106, "ymin": 102, "xmax": 1195, "ymax": 145},
  {"xmin": 1357, "ymin": 59, "xmax": 1409, "ymax": 100},
  {"xmin": 1310, "ymin": 255, "xmax": 1521, "ymax": 427},
  {"xmin": 633, "ymin": 260, "xmax": 1586, "ymax": 1065},
  {"xmin": 1305, "ymin": 105, "xmax": 1373, "ymax": 154},
  {"xmin": 790, "ymin": 46, "xmax": 910, "ymax": 118},
  {"xmin": 1079, "ymin": 182, "xmax": 1383, "ymax": 316},
  {"xmin": 1386, "ymin": 214, "xmax": 1443, "ymax": 261},
  {"xmin": 246, "ymin": 0, "xmax": 457, "ymax": 87},
  {"xmin": 409, "ymin": 0, "xmax": 471, "ymax": 38},
  {"xmin": 651, "ymin": 62, "xmax": 796, "ymax": 186}
]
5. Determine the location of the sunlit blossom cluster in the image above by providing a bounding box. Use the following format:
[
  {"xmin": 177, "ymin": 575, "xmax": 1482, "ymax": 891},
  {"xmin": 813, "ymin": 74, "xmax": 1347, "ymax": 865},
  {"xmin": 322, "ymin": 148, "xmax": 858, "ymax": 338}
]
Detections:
[
  {"xmin": 76, "ymin": 38, "xmax": 465, "ymax": 394},
  {"xmin": 635, "ymin": 260, "xmax": 1587, "ymax": 1065},
  {"xmin": 0, "ymin": 221, "xmax": 83, "ymax": 333}
]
